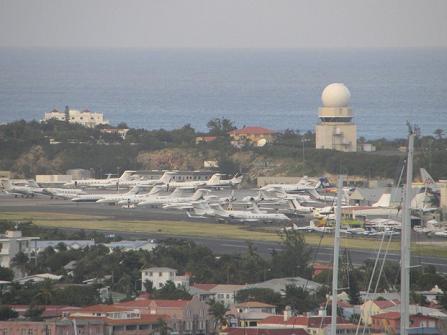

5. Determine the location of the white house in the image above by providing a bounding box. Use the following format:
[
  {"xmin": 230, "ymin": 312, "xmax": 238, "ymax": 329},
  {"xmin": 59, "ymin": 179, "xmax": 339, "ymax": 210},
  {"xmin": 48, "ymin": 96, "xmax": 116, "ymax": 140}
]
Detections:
[{"xmin": 141, "ymin": 267, "xmax": 190, "ymax": 290}]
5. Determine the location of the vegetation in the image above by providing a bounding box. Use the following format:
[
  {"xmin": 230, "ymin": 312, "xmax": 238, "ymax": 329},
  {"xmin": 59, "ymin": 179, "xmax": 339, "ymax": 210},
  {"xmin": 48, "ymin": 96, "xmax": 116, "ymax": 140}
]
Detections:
[{"xmin": 1, "ymin": 119, "xmax": 446, "ymax": 180}]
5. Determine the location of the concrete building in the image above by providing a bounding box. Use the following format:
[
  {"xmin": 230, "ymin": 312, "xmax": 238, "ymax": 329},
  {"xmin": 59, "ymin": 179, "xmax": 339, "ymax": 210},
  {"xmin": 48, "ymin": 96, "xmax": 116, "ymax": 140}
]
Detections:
[
  {"xmin": 35, "ymin": 174, "xmax": 72, "ymax": 186},
  {"xmin": 43, "ymin": 106, "xmax": 109, "ymax": 128},
  {"xmin": 315, "ymin": 83, "xmax": 357, "ymax": 152},
  {"xmin": 0, "ymin": 231, "xmax": 39, "ymax": 268},
  {"xmin": 141, "ymin": 267, "xmax": 190, "ymax": 290},
  {"xmin": 0, "ymin": 319, "xmax": 104, "ymax": 335}
]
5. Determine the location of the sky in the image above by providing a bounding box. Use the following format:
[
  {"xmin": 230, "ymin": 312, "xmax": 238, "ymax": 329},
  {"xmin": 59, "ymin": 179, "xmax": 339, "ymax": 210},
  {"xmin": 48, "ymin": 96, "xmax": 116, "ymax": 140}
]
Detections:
[{"xmin": 0, "ymin": 0, "xmax": 446, "ymax": 48}]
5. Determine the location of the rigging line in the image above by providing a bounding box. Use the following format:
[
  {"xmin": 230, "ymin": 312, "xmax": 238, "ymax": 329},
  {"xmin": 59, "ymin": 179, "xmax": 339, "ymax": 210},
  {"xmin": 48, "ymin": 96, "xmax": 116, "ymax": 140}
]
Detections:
[
  {"xmin": 360, "ymin": 231, "xmax": 394, "ymax": 335},
  {"xmin": 354, "ymin": 232, "xmax": 386, "ymax": 335}
]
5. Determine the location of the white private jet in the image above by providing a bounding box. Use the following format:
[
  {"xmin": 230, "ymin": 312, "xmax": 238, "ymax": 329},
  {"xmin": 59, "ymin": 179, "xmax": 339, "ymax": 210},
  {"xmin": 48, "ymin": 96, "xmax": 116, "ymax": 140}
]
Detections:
[
  {"xmin": 1, "ymin": 179, "xmax": 45, "ymax": 197},
  {"xmin": 42, "ymin": 187, "xmax": 87, "ymax": 199},
  {"xmin": 260, "ymin": 176, "xmax": 329, "ymax": 194},
  {"xmin": 209, "ymin": 203, "xmax": 290, "ymax": 223},
  {"xmin": 282, "ymin": 221, "xmax": 332, "ymax": 233},
  {"xmin": 71, "ymin": 185, "xmax": 145, "ymax": 203},
  {"xmin": 138, "ymin": 188, "xmax": 210, "ymax": 207},
  {"xmin": 64, "ymin": 170, "xmax": 135, "ymax": 189}
]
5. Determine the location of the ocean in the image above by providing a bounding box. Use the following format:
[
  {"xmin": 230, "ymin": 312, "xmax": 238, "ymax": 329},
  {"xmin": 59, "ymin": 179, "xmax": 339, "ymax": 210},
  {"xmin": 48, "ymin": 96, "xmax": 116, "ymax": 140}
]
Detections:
[{"xmin": 0, "ymin": 47, "xmax": 446, "ymax": 139}]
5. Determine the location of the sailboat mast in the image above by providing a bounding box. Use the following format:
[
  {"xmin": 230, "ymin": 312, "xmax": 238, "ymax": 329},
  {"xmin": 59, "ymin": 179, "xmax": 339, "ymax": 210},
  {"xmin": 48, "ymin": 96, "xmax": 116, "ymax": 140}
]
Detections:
[
  {"xmin": 331, "ymin": 175, "xmax": 343, "ymax": 335},
  {"xmin": 400, "ymin": 130, "xmax": 415, "ymax": 335}
]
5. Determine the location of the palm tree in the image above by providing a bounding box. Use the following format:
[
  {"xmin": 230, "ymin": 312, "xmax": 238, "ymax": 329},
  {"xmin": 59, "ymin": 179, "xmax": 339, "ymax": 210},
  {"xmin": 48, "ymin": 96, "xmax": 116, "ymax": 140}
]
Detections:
[
  {"xmin": 33, "ymin": 279, "xmax": 55, "ymax": 305},
  {"xmin": 207, "ymin": 299, "xmax": 229, "ymax": 331},
  {"xmin": 156, "ymin": 317, "xmax": 172, "ymax": 335}
]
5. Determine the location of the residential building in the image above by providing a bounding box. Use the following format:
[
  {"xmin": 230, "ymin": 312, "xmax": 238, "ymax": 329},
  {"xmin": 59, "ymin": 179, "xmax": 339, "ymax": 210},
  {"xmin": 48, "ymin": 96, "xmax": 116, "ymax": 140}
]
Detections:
[
  {"xmin": 43, "ymin": 107, "xmax": 109, "ymax": 128},
  {"xmin": 189, "ymin": 284, "xmax": 245, "ymax": 306},
  {"xmin": 257, "ymin": 315, "xmax": 356, "ymax": 335},
  {"xmin": 7, "ymin": 305, "xmax": 80, "ymax": 318},
  {"xmin": 221, "ymin": 328, "xmax": 310, "ymax": 335},
  {"xmin": 141, "ymin": 267, "xmax": 190, "ymax": 290},
  {"xmin": 229, "ymin": 126, "xmax": 275, "ymax": 147},
  {"xmin": 70, "ymin": 304, "xmax": 166, "ymax": 335},
  {"xmin": 230, "ymin": 302, "xmax": 277, "ymax": 328},
  {"xmin": 370, "ymin": 312, "xmax": 441, "ymax": 335},
  {"xmin": 0, "ymin": 230, "xmax": 39, "ymax": 268},
  {"xmin": 360, "ymin": 299, "xmax": 400, "ymax": 326},
  {"xmin": 116, "ymin": 295, "xmax": 213, "ymax": 335},
  {"xmin": 0, "ymin": 319, "xmax": 103, "ymax": 335},
  {"xmin": 100, "ymin": 128, "xmax": 130, "ymax": 139}
]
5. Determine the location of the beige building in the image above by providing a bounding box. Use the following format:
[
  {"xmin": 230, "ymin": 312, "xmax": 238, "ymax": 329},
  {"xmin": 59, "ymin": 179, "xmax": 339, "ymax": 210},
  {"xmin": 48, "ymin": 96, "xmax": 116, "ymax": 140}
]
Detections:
[
  {"xmin": 315, "ymin": 83, "xmax": 357, "ymax": 152},
  {"xmin": 43, "ymin": 106, "xmax": 109, "ymax": 128}
]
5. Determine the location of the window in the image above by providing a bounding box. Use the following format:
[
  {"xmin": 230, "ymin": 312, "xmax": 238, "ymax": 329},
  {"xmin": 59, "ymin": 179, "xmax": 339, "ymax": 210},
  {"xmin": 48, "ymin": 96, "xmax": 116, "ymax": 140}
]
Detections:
[
  {"xmin": 149, "ymin": 272, "xmax": 153, "ymax": 276},
  {"xmin": 125, "ymin": 325, "xmax": 137, "ymax": 331},
  {"xmin": 139, "ymin": 325, "xmax": 150, "ymax": 330}
]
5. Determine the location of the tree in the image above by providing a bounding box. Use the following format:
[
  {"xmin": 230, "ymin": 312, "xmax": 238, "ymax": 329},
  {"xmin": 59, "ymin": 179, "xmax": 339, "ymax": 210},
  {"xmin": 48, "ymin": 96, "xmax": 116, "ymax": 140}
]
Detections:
[
  {"xmin": 207, "ymin": 118, "xmax": 236, "ymax": 136},
  {"xmin": 235, "ymin": 288, "xmax": 282, "ymax": 307},
  {"xmin": 270, "ymin": 230, "xmax": 312, "ymax": 278},
  {"xmin": 434, "ymin": 128, "xmax": 444, "ymax": 139},
  {"xmin": 143, "ymin": 280, "xmax": 154, "ymax": 293},
  {"xmin": 152, "ymin": 281, "xmax": 192, "ymax": 300},
  {"xmin": 0, "ymin": 306, "xmax": 18, "ymax": 320},
  {"xmin": 282, "ymin": 285, "xmax": 318, "ymax": 314},
  {"xmin": 24, "ymin": 304, "xmax": 45, "ymax": 321},
  {"xmin": 207, "ymin": 299, "xmax": 229, "ymax": 330},
  {"xmin": 0, "ymin": 266, "xmax": 14, "ymax": 281},
  {"xmin": 11, "ymin": 251, "xmax": 30, "ymax": 277},
  {"xmin": 33, "ymin": 280, "xmax": 55, "ymax": 305},
  {"xmin": 155, "ymin": 317, "xmax": 171, "ymax": 335}
]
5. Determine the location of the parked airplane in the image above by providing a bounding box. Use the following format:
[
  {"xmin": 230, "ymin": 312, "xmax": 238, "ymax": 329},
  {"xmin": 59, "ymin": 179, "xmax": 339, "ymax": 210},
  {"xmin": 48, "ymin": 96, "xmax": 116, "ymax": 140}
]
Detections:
[
  {"xmin": 420, "ymin": 168, "xmax": 439, "ymax": 193},
  {"xmin": 42, "ymin": 187, "xmax": 87, "ymax": 199},
  {"xmin": 282, "ymin": 221, "xmax": 332, "ymax": 233},
  {"xmin": 209, "ymin": 203, "xmax": 290, "ymax": 223},
  {"xmin": 1, "ymin": 179, "xmax": 45, "ymax": 197},
  {"xmin": 64, "ymin": 170, "xmax": 135, "ymax": 189},
  {"xmin": 138, "ymin": 188, "xmax": 210, "ymax": 207},
  {"xmin": 260, "ymin": 176, "xmax": 330, "ymax": 193},
  {"xmin": 114, "ymin": 171, "xmax": 173, "ymax": 188},
  {"xmin": 96, "ymin": 186, "xmax": 160, "ymax": 204},
  {"xmin": 71, "ymin": 185, "xmax": 145, "ymax": 203},
  {"xmin": 286, "ymin": 198, "xmax": 315, "ymax": 214},
  {"xmin": 117, "ymin": 186, "xmax": 191, "ymax": 206}
]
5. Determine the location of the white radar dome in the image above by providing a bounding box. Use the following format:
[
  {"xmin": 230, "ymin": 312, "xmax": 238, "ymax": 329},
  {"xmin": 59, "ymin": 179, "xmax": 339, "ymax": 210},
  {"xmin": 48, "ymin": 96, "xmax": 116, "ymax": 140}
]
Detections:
[{"xmin": 321, "ymin": 83, "xmax": 351, "ymax": 108}]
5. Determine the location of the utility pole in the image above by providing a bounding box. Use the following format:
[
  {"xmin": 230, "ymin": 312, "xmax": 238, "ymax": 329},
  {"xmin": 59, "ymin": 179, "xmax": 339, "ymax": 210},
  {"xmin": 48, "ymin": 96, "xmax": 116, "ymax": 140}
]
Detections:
[
  {"xmin": 331, "ymin": 175, "xmax": 343, "ymax": 335},
  {"xmin": 400, "ymin": 126, "xmax": 415, "ymax": 335}
]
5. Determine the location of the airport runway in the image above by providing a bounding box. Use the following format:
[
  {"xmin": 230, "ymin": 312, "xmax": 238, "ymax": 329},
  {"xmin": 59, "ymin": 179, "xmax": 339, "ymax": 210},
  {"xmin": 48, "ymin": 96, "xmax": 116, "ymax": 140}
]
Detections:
[{"xmin": 1, "ymin": 195, "xmax": 447, "ymax": 273}]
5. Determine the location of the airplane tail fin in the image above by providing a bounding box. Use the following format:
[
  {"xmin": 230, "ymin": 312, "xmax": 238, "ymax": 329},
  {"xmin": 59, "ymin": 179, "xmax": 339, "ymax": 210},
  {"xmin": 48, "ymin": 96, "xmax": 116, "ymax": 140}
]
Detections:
[
  {"xmin": 149, "ymin": 185, "xmax": 164, "ymax": 195},
  {"xmin": 372, "ymin": 193, "xmax": 391, "ymax": 208},
  {"xmin": 231, "ymin": 174, "xmax": 243, "ymax": 185},
  {"xmin": 159, "ymin": 172, "xmax": 174, "ymax": 184},
  {"xmin": 128, "ymin": 185, "xmax": 144, "ymax": 195},
  {"xmin": 209, "ymin": 203, "xmax": 227, "ymax": 215},
  {"xmin": 0, "ymin": 179, "xmax": 11, "ymax": 191},
  {"xmin": 192, "ymin": 189, "xmax": 210, "ymax": 201},
  {"xmin": 307, "ymin": 188, "xmax": 321, "ymax": 200},
  {"xmin": 207, "ymin": 173, "xmax": 222, "ymax": 185},
  {"xmin": 420, "ymin": 168, "xmax": 436, "ymax": 189},
  {"xmin": 119, "ymin": 170, "xmax": 136, "ymax": 181}
]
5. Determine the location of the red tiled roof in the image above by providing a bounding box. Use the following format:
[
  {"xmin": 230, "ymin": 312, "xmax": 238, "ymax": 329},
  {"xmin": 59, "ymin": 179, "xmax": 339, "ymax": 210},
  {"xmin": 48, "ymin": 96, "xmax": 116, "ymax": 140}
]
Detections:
[
  {"xmin": 373, "ymin": 299, "xmax": 400, "ymax": 309},
  {"xmin": 371, "ymin": 311, "xmax": 400, "ymax": 320},
  {"xmin": 236, "ymin": 301, "xmax": 276, "ymax": 308},
  {"xmin": 229, "ymin": 127, "xmax": 275, "ymax": 136},
  {"xmin": 191, "ymin": 283, "xmax": 218, "ymax": 291},
  {"xmin": 71, "ymin": 314, "xmax": 168, "ymax": 325},
  {"xmin": 116, "ymin": 299, "xmax": 190, "ymax": 309},
  {"xmin": 225, "ymin": 328, "xmax": 309, "ymax": 335},
  {"xmin": 74, "ymin": 304, "xmax": 132, "ymax": 313},
  {"xmin": 9, "ymin": 305, "xmax": 80, "ymax": 317}
]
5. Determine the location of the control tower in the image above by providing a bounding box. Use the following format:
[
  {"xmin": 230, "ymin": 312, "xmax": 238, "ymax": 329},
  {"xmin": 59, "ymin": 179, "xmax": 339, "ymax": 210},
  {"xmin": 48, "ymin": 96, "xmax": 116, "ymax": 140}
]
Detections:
[{"xmin": 315, "ymin": 83, "xmax": 357, "ymax": 152}]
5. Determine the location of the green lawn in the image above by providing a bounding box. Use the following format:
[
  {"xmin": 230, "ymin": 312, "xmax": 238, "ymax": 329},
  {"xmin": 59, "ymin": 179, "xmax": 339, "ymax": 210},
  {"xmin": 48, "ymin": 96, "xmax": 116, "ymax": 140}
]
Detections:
[{"xmin": 1, "ymin": 211, "xmax": 446, "ymax": 257}]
